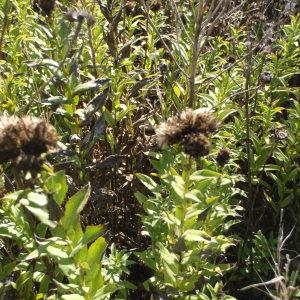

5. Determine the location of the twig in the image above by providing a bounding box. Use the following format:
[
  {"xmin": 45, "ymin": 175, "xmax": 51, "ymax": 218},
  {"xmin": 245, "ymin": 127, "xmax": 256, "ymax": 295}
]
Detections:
[{"xmin": 244, "ymin": 42, "xmax": 255, "ymax": 278}]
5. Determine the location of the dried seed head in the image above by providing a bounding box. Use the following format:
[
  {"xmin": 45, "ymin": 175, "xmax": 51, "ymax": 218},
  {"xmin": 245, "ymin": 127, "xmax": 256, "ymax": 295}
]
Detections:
[
  {"xmin": 288, "ymin": 74, "xmax": 300, "ymax": 88},
  {"xmin": 156, "ymin": 109, "xmax": 218, "ymax": 157},
  {"xmin": 0, "ymin": 115, "xmax": 58, "ymax": 169},
  {"xmin": 269, "ymin": 127, "xmax": 288, "ymax": 141},
  {"xmin": 216, "ymin": 148, "xmax": 230, "ymax": 167},
  {"xmin": 150, "ymin": 0, "xmax": 161, "ymax": 12},
  {"xmin": 33, "ymin": 0, "xmax": 56, "ymax": 16},
  {"xmin": 223, "ymin": 56, "xmax": 236, "ymax": 70},
  {"xmin": 124, "ymin": 0, "xmax": 136, "ymax": 15},
  {"xmin": 19, "ymin": 117, "xmax": 58, "ymax": 155},
  {"xmin": 160, "ymin": 189, "xmax": 169, "ymax": 199},
  {"xmin": 66, "ymin": 9, "xmax": 78, "ymax": 22},
  {"xmin": 183, "ymin": 133, "xmax": 211, "ymax": 158},
  {"xmin": 155, "ymin": 115, "xmax": 184, "ymax": 147},
  {"xmin": 156, "ymin": 109, "xmax": 219, "ymax": 150},
  {"xmin": 177, "ymin": 109, "xmax": 219, "ymax": 138},
  {"xmin": 159, "ymin": 61, "xmax": 168, "ymax": 74},
  {"xmin": 65, "ymin": 9, "xmax": 95, "ymax": 26},
  {"xmin": 260, "ymin": 71, "xmax": 273, "ymax": 84}
]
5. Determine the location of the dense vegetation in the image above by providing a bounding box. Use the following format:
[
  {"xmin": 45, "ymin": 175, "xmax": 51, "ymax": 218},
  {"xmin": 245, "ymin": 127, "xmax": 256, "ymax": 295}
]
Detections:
[{"xmin": 0, "ymin": 0, "xmax": 299, "ymax": 299}]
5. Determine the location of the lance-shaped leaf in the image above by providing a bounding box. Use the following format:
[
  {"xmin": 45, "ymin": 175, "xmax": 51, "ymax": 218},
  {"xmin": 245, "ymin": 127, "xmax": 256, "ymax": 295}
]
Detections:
[
  {"xmin": 71, "ymin": 224, "xmax": 105, "ymax": 257},
  {"xmin": 129, "ymin": 78, "xmax": 152, "ymax": 97},
  {"xmin": 45, "ymin": 171, "xmax": 68, "ymax": 205},
  {"xmin": 60, "ymin": 184, "xmax": 91, "ymax": 230},
  {"xmin": 92, "ymin": 114, "xmax": 106, "ymax": 142},
  {"xmin": 41, "ymin": 96, "xmax": 71, "ymax": 106},
  {"xmin": 80, "ymin": 88, "xmax": 109, "ymax": 125},
  {"xmin": 72, "ymin": 78, "xmax": 110, "ymax": 96},
  {"xmin": 20, "ymin": 192, "xmax": 57, "ymax": 228}
]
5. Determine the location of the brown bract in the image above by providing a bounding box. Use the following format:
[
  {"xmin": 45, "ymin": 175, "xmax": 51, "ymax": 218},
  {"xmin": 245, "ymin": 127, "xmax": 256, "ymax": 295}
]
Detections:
[
  {"xmin": 0, "ymin": 116, "xmax": 58, "ymax": 170},
  {"xmin": 155, "ymin": 109, "xmax": 219, "ymax": 157}
]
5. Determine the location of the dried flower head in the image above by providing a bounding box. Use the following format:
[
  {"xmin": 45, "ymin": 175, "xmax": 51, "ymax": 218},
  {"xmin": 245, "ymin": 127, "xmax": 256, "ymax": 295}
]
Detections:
[
  {"xmin": 216, "ymin": 148, "xmax": 230, "ymax": 167},
  {"xmin": 160, "ymin": 189, "xmax": 169, "ymax": 199},
  {"xmin": 269, "ymin": 127, "xmax": 288, "ymax": 141},
  {"xmin": 124, "ymin": 0, "xmax": 136, "ymax": 15},
  {"xmin": 223, "ymin": 56, "xmax": 236, "ymax": 70},
  {"xmin": 33, "ymin": 0, "xmax": 56, "ymax": 16},
  {"xmin": 260, "ymin": 71, "xmax": 273, "ymax": 84},
  {"xmin": 183, "ymin": 133, "xmax": 211, "ymax": 157},
  {"xmin": 159, "ymin": 61, "xmax": 168, "ymax": 74},
  {"xmin": 156, "ymin": 109, "xmax": 219, "ymax": 157},
  {"xmin": 150, "ymin": 0, "xmax": 161, "ymax": 12},
  {"xmin": 65, "ymin": 9, "xmax": 95, "ymax": 26},
  {"xmin": 0, "ymin": 115, "xmax": 58, "ymax": 170}
]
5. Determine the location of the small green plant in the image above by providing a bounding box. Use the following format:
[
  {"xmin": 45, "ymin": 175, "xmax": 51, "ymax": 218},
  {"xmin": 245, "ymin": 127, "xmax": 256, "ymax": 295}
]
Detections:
[
  {"xmin": 136, "ymin": 149, "xmax": 240, "ymax": 299},
  {"xmin": 0, "ymin": 170, "xmax": 129, "ymax": 299},
  {"xmin": 135, "ymin": 110, "xmax": 241, "ymax": 298}
]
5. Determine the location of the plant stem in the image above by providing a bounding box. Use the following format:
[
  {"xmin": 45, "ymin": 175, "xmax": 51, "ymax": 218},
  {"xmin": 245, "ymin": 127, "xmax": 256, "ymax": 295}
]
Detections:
[
  {"xmin": 189, "ymin": 0, "xmax": 204, "ymax": 107},
  {"xmin": 0, "ymin": 0, "xmax": 10, "ymax": 53},
  {"xmin": 244, "ymin": 46, "xmax": 254, "ymax": 277}
]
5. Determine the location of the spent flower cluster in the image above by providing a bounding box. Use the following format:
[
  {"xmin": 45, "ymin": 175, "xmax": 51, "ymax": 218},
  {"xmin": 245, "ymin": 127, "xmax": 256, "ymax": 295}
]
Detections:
[
  {"xmin": 156, "ymin": 109, "xmax": 219, "ymax": 157},
  {"xmin": 0, "ymin": 116, "xmax": 58, "ymax": 171}
]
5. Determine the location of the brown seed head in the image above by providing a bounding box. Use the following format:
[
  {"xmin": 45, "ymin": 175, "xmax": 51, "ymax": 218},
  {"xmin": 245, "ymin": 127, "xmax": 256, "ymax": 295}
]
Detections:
[
  {"xmin": 19, "ymin": 117, "xmax": 58, "ymax": 155},
  {"xmin": 155, "ymin": 115, "xmax": 184, "ymax": 147},
  {"xmin": 183, "ymin": 133, "xmax": 211, "ymax": 157},
  {"xmin": 33, "ymin": 0, "xmax": 56, "ymax": 16},
  {"xmin": 156, "ymin": 109, "xmax": 219, "ymax": 149},
  {"xmin": 216, "ymin": 148, "xmax": 230, "ymax": 167},
  {"xmin": 0, "ymin": 116, "xmax": 58, "ymax": 168},
  {"xmin": 125, "ymin": 0, "xmax": 136, "ymax": 15},
  {"xmin": 150, "ymin": 0, "xmax": 161, "ymax": 12}
]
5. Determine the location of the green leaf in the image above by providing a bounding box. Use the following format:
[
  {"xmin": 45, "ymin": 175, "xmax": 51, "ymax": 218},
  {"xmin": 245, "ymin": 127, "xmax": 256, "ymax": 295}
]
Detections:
[
  {"xmin": 0, "ymin": 262, "xmax": 16, "ymax": 281},
  {"xmin": 45, "ymin": 171, "xmax": 68, "ymax": 205},
  {"xmin": 190, "ymin": 170, "xmax": 222, "ymax": 181},
  {"xmin": 61, "ymin": 294, "xmax": 85, "ymax": 300},
  {"xmin": 20, "ymin": 193, "xmax": 57, "ymax": 228},
  {"xmin": 72, "ymin": 79, "xmax": 110, "ymax": 96},
  {"xmin": 60, "ymin": 184, "xmax": 91, "ymax": 230},
  {"xmin": 134, "ymin": 191, "xmax": 148, "ymax": 205},
  {"xmin": 71, "ymin": 225, "xmax": 105, "ymax": 257},
  {"xmin": 182, "ymin": 230, "xmax": 211, "ymax": 242},
  {"xmin": 136, "ymin": 173, "xmax": 158, "ymax": 192},
  {"xmin": 87, "ymin": 237, "xmax": 107, "ymax": 269},
  {"xmin": 26, "ymin": 58, "xmax": 59, "ymax": 68},
  {"xmin": 46, "ymin": 245, "xmax": 69, "ymax": 259},
  {"xmin": 41, "ymin": 96, "xmax": 71, "ymax": 106},
  {"xmin": 92, "ymin": 283, "xmax": 117, "ymax": 300}
]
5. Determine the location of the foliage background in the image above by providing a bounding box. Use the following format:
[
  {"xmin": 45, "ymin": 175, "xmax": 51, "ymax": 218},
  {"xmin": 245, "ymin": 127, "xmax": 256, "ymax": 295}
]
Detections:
[{"xmin": 0, "ymin": 0, "xmax": 299, "ymax": 299}]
